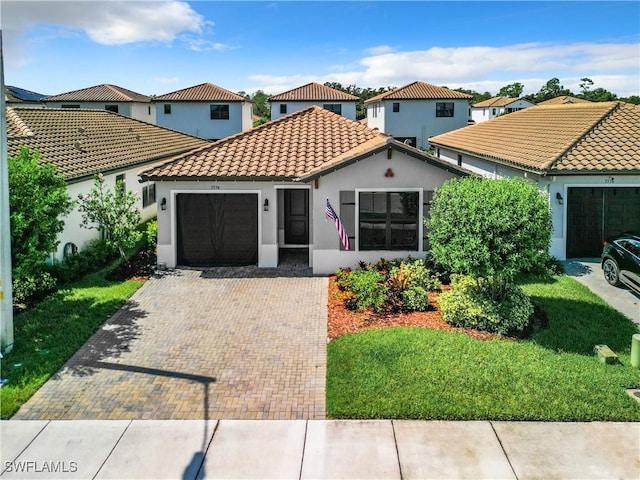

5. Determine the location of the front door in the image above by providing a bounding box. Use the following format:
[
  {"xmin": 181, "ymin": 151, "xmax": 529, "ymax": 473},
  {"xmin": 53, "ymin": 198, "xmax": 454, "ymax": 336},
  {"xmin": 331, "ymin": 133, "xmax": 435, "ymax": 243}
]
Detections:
[{"xmin": 284, "ymin": 189, "xmax": 309, "ymax": 245}]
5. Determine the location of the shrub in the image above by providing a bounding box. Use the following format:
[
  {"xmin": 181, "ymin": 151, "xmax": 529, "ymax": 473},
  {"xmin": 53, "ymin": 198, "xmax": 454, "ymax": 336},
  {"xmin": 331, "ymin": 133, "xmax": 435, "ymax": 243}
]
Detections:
[
  {"xmin": 47, "ymin": 240, "xmax": 118, "ymax": 285},
  {"xmin": 145, "ymin": 220, "xmax": 158, "ymax": 251},
  {"xmin": 337, "ymin": 267, "xmax": 387, "ymax": 313},
  {"xmin": 439, "ymin": 276, "xmax": 533, "ymax": 335},
  {"xmin": 401, "ymin": 286, "xmax": 430, "ymax": 312},
  {"xmin": 12, "ymin": 267, "xmax": 57, "ymax": 308}
]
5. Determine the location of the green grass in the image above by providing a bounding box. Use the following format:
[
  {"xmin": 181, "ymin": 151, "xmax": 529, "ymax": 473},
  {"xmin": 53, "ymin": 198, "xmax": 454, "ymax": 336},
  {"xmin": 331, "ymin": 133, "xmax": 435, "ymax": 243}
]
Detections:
[
  {"xmin": 327, "ymin": 276, "xmax": 640, "ymax": 420},
  {"xmin": 0, "ymin": 272, "xmax": 143, "ymax": 418}
]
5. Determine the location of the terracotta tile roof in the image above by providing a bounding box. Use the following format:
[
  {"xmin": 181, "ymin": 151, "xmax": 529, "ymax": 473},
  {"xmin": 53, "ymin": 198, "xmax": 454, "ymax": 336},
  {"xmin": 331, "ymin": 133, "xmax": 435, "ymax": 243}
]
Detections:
[
  {"xmin": 42, "ymin": 84, "xmax": 150, "ymax": 103},
  {"xmin": 268, "ymin": 82, "xmax": 359, "ymax": 102},
  {"xmin": 472, "ymin": 96, "xmax": 525, "ymax": 108},
  {"xmin": 153, "ymin": 83, "xmax": 246, "ymax": 102},
  {"xmin": 365, "ymin": 81, "xmax": 472, "ymax": 103},
  {"xmin": 6, "ymin": 107, "xmax": 210, "ymax": 181},
  {"xmin": 140, "ymin": 106, "xmax": 388, "ymax": 180},
  {"xmin": 429, "ymin": 102, "xmax": 640, "ymax": 174},
  {"xmin": 537, "ymin": 96, "xmax": 592, "ymax": 106}
]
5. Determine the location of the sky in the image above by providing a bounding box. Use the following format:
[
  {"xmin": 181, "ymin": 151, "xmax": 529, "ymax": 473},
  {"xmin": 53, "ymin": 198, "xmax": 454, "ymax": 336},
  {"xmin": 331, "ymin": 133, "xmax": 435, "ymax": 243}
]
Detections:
[{"xmin": 1, "ymin": 1, "xmax": 639, "ymax": 98}]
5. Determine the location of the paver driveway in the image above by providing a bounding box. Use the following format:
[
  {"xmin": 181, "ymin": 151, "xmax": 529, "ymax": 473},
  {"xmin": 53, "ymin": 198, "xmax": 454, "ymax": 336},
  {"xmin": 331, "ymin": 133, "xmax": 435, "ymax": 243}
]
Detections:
[{"xmin": 14, "ymin": 267, "xmax": 328, "ymax": 420}]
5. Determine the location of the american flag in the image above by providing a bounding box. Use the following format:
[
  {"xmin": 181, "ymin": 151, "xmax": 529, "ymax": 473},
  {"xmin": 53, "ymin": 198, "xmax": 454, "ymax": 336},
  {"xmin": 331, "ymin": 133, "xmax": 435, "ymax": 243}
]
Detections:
[{"xmin": 325, "ymin": 198, "xmax": 351, "ymax": 250}]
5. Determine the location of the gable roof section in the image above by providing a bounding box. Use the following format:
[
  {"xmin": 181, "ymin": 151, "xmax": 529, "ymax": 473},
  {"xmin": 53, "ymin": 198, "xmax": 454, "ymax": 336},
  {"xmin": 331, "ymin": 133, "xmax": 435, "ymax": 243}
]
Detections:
[
  {"xmin": 268, "ymin": 82, "xmax": 359, "ymax": 102},
  {"xmin": 140, "ymin": 106, "xmax": 469, "ymax": 181},
  {"xmin": 153, "ymin": 83, "xmax": 246, "ymax": 102},
  {"xmin": 429, "ymin": 102, "xmax": 639, "ymax": 174},
  {"xmin": 5, "ymin": 85, "xmax": 47, "ymax": 103},
  {"xmin": 365, "ymin": 81, "xmax": 472, "ymax": 104},
  {"xmin": 6, "ymin": 107, "xmax": 210, "ymax": 181},
  {"xmin": 472, "ymin": 96, "xmax": 529, "ymax": 108},
  {"xmin": 537, "ymin": 96, "xmax": 591, "ymax": 106},
  {"xmin": 42, "ymin": 84, "xmax": 150, "ymax": 103}
]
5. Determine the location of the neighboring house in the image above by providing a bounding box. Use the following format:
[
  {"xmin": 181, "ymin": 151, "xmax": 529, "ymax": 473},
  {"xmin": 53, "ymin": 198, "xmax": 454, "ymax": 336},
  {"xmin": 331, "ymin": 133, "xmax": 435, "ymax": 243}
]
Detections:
[
  {"xmin": 6, "ymin": 107, "xmax": 210, "ymax": 260},
  {"xmin": 470, "ymin": 96, "xmax": 535, "ymax": 123},
  {"xmin": 365, "ymin": 81, "xmax": 472, "ymax": 150},
  {"xmin": 5, "ymin": 85, "xmax": 47, "ymax": 107},
  {"xmin": 41, "ymin": 84, "xmax": 155, "ymax": 123},
  {"xmin": 153, "ymin": 83, "xmax": 253, "ymax": 140},
  {"xmin": 268, "ymin": 82, "xmax": 359, "ymax": 121},
  {"xmin": 140, "ymin": 106, "xmax": 469, "ymax": 274},
  {"xmin": 429, "ymin": 102, "xmax": 640, "ymax": 260},
  {"xmin": 537, "ymin": 96, "xmax": 592, "ymax": 106}
]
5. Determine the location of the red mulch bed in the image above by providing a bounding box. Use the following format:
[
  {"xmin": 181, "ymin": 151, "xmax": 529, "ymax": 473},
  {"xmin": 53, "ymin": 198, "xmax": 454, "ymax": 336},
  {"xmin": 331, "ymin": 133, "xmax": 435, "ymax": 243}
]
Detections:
[{"xmin": 327, "ymin": 275, "xmax": 507, "ymax": 342}]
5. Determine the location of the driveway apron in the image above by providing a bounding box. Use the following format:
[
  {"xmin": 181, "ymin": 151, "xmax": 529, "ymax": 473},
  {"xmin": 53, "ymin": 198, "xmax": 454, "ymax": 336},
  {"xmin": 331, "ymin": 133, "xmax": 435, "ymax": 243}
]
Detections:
[{"xmin": 13, "ymin": 267, "xmax": 327, "ymax": 420}]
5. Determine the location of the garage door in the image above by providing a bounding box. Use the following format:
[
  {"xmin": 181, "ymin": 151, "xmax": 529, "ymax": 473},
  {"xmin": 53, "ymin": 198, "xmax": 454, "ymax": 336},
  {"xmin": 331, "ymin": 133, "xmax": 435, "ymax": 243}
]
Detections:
[
  {"xmin": 567, "ymin": 187, "xmax": 640, "ymax": 258},
  {"xmin": 176, "ymin": 193, "xmax": 258, "ymax": 266}
]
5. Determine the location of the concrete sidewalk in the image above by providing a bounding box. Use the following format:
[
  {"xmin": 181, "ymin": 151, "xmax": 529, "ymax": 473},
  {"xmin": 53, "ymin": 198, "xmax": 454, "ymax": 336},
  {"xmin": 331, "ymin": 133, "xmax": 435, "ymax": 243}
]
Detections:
[{"xmin": 1, "ymin": 420, "xmax": 638, "ymax": 479}]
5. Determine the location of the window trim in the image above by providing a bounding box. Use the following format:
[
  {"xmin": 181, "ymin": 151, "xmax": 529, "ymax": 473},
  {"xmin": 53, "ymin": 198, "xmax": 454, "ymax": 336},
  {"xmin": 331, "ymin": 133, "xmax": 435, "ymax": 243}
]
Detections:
[
  {"xmin": 392, "ymin": 102, "xmax": 400, "ymax": 113},
  {"xmin": 436, "ymin": 102, "xmax": 455, "ymax": 118},
  {"xmin": 280, "ymin": 104, "xmax": 287, "ymax": 114},
  {"xmin": 164, "ymin": 104, "xmax": 171, "ymax": 115},
  {"xmin": 210, "ymin": 104, "xmax": 230, "ymax": 120},
  {"xmin": 355, "ymin": 188, "xmax": 423, "ymax": 251}
]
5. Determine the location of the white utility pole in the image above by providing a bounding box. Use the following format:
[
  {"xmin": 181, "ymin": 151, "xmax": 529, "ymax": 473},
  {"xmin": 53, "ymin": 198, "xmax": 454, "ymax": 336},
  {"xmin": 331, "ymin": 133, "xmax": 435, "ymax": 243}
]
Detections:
[{"xmin": 0, "ymin": 30, "xmax": 14, "ymax": 353}]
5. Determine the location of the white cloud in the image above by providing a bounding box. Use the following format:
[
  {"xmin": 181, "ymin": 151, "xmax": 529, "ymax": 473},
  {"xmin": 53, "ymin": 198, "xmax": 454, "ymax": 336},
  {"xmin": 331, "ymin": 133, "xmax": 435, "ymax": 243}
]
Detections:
[
  {"xmin": 1, "ymin": 0, "xmax": 224, "ymax": 68},
  {"xmin": 363, "ymin": 45, "xmax": 397, "ymax": 56}
]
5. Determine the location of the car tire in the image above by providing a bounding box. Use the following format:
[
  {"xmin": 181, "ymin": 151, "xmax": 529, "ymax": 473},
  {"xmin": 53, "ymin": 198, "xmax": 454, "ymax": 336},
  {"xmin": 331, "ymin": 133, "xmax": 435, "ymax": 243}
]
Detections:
[{"xmin": 603, "ymin": 258, "xmax": 621, "ymax": 286}]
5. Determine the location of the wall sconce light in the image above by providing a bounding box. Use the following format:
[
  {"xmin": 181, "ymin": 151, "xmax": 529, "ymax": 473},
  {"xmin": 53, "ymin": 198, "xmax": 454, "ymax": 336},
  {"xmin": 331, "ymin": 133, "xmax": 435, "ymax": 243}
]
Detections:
[
  {"xmin": 555, "ymin": 192, "xmax": 563, "ymax": 205},
  {"xmin": 160, "ymin": 197, "xmax": 167, "ymax": 210},
  {"xmin": 263, "ymin": 198, "xmax": 269, "ymax": 211},
  {"xmin": 384, "ymin": 168, "xmax": 394, "ymax": 178}
]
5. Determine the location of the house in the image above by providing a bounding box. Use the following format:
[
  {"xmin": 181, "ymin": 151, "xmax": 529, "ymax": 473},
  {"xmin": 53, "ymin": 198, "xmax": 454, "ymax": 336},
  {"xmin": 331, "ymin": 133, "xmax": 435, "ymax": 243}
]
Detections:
[
  {"xmin": 537, "ymin": 96, "xmax": 592, "ymax": 106},
  {"xmin": 139, "ymin": 106, "xmax": 469, "ymax": 275},
  {"xmin": 365, "ymin": 81, "xmax": 472, "ymax": 150},
  {"xmin": 41, "ymin": 84, "xmax": 155, "ymax": 123},
  {"xmin": 6, "ymin": 107, "xmax": 210, "ymax": 260},
  {"xmin": 153, "ymin": 83, "xmax": 253, "ymax": 140},
  {"xmin": 268, "ymin": 82, "xmax": 359, "ymax": 121},
  {"xmin": 429, "ymin": 102, "xmax": 640, "ymax": 259},
  {"xmin": 470, "ymin": 96, "xmax": 535, "ymax": 123},
  {"xmin": 5, "ymin": 86, "xmax": 46, "ymax": 107}
]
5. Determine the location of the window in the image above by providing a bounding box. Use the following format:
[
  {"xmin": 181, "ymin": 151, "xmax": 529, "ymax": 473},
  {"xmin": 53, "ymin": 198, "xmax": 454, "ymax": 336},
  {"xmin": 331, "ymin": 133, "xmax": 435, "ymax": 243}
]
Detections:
[
  {"xmin": 142, "ymin": 183, "xmax": 156, "ymax": 208},
  {"xmin": 359, "ymin": 191, "xmax": 419, "ymax": 250},
  {"xmin": 210, "ymin": 104, "xmax": 230, "ymax": 120},
  {"xmin": 457, "ymin": 154, "xmax": 462, "ymax": 167},
  {"xmin": 148, "ymin": 106, "xmax": 151, "ymax": 115},
  {"xmin": 280, "ymin": 104, "xmax": 287, "ymax": 114},
  {"xmin": 105, "ymin": 105, "xmax": 119, "ymax": 113},
  {"xmin": 492, "ymin": 108, "xmax": 497, "ymax": 116},
  {"xmin": 116, "ymin": 174, "xmax": 126, "ymax": 194},
  {"xmin": 323, "ymin": 104, "xmax": 342, "ymax": 115},
  {"xmin": 437, "ymin": 148, "xmax": 441, "ymax": 158},
  {"xmin": 436, "ymin": 102, "xmax": 454, "ymax": 117},
  {"xmin": 392, "ymin": 102, "xmax": 400, "ymax": 112},
  {"xmin": 61, "ymin": 104, "xmax": 80, "ymax": 109},
  {"xmin": 164, "ymin": 104, "xmax": 171, "ymax": 115},
  {"xmin": 372, "ymin": 104, "xmax": 379, "ymax": 118},
  {"xmin": 483, "ymin": 108, "xmax": 486, "ymax": 116}
]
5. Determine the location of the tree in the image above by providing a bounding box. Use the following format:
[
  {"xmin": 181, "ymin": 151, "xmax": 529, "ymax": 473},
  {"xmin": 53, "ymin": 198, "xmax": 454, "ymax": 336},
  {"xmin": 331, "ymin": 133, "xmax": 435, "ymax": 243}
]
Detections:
[
  {"xmin": 498, "ymin": 82, "xmax": 524, "ymax": 98},
  {"xmin": 578, "ymin": 77, "xmax": 617, "ymax": 102},
  {"xmin": 250, "ymin": 90, "xmax": 270, "ymax": 119},
  {"xmin": 425, "ymin": 176, "xmax": 551, "ymax": 301},
  {"xmin": 528, "ymin": 77, "xmax": 573, "ymax": 103},
  {"xmin": 620, "ymin": 95, "xmax": 640, "ymax": 105},
  {"xmin": 9, "ymin": 147, "xmax": 73, "ymax": 271},
  {"xmin": 323, "ymin": 82, "xmax": 393, "ymax": 120},
  {"xmin": 77, "ymin": 174, "xmax": 142, "ymax": 260},
  {"xmin": 579, "ymin": 77, "xmax": 594, "ymax": 96},
  {"xmin": 453, "ymin": 88, "xmax": 492, "ymax": 104}
]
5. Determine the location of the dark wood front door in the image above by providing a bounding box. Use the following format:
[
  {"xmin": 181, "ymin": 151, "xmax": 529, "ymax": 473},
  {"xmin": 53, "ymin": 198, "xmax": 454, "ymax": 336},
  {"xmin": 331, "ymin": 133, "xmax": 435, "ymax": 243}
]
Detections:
[{"xmin": 284, "ymin": 189, "xmax": 309, "ymax": 245}]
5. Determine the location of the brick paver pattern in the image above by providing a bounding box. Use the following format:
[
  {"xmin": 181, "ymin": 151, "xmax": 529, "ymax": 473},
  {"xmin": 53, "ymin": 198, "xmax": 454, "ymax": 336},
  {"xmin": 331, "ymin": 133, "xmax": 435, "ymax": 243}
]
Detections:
[{"xmin": 14, "ymin": 266, "xmax": 327, "ymax": 420}]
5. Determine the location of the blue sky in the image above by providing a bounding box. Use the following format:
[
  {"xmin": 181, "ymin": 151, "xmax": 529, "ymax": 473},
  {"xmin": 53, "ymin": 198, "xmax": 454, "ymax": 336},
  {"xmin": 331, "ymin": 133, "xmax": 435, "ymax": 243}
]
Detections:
[{"xmin": 2, "ymin": 1, "xmax": 639, "ymax": 97}]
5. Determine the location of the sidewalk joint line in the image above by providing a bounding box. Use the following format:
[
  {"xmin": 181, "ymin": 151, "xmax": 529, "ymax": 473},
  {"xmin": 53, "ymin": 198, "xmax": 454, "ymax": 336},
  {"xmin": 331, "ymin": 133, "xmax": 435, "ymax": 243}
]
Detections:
[
  {"xmin": 298, "ymin": 420, "xmax": 308, "ymax": 480},
  {"xmin": 391, "ymin": 420, "xmax": 404, "ymax": 480},
  {"xmin": 92, "ymin": 419, "xmax": 133, "ymax": 480},
  {"xmin": 0, "ymin": 420, "xmax": 51, "ymax": 476},
  {"xmin": 489, "ymin": 421, "xmax": 519, "ymax": 480}
]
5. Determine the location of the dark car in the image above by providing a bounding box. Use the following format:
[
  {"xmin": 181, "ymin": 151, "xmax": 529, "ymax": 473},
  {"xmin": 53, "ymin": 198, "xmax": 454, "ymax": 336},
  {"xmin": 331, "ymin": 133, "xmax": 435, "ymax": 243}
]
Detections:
[{"xmin": 601, "ymin": 232, "xmax": 640, "ymax": 294}]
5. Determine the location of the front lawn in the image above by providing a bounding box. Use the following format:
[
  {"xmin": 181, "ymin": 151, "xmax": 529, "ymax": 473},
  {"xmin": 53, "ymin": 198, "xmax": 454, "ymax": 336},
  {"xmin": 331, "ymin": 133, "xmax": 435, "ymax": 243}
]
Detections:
[
  {"xmin": 0, "ymin": 273, "xmax": 143, "ymax": 418},
  {"xmin": 327, "ymin": 276, "xmax": 640, "ymax": 420}
]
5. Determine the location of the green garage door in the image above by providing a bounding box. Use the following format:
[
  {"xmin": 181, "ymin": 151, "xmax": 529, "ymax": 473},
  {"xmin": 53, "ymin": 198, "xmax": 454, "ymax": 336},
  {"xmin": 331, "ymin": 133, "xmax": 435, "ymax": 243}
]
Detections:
[
  {"xmin": 176, "ymin": 193, "xmax": 258, "ymax": 266},
  {"xmin": 567, "ymin": 187, "xmax": 640, "ymax": 257}
]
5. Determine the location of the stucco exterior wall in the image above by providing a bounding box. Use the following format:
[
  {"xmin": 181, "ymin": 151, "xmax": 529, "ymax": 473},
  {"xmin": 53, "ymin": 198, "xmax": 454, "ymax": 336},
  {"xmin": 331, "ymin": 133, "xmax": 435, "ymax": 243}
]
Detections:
[
  {"xmin": 131, "ymin": 102, "xmax": 156, "ymax": 124},
  {"xmin": 44, "ymin": 102, "xmax": 134, "ymax": 118},
  {"xmin": 434, "ymin": 146, "xmax": 640, "ymax": 260},
  {"xmin": 270, "ymin": 102, "xmax": 357, "ymax": 121},
  {"xmin": 471, "ymin": 99, "xmax": 535, "ymax": 124},
  {"xmin": 55, "ymin": 166, "xmax": 157, "ymax": 261},
  {"xmin": 310, "ymin": 149, "xmax": 463, "ymax": 274},
  {"xmin": 154, "ymin": 102, "xmax": 249, "ymax": 140},
  {"xmin": 366, "ymin": 102, "xmax": 385, "ymax": 131}
]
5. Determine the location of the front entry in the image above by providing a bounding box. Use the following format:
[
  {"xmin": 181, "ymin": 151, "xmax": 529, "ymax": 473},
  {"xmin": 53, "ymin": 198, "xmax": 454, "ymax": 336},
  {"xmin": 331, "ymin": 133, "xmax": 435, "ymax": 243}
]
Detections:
[{"xmin": 284, "ymin": 189, "xmax": 309, "ymax": 245}]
